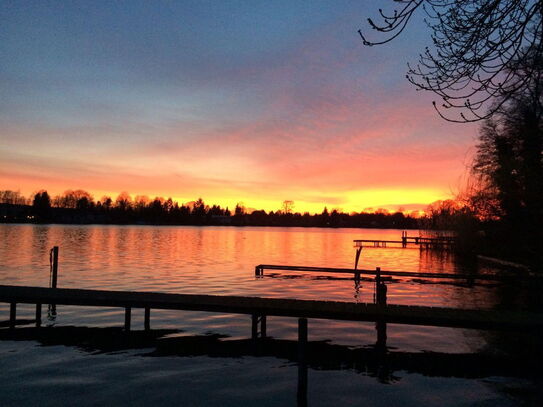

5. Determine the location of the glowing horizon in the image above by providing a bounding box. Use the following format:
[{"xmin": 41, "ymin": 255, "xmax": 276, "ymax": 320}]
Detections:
[{"xmin": 0, "ymin": 183, "xmax": 452, "ymax": 215}]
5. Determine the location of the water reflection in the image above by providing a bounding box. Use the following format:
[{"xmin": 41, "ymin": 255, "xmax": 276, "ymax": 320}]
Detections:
[{"xmin": 1, "ymin": 326, "xmax": 539, "ymax": 380}]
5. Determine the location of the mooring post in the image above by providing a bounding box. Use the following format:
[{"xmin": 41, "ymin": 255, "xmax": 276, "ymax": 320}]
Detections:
[
  {"xmin": 144, "ymin": 307, "xmax": 150, "ymax": 330},
  {"xmin": 9, "ymin": 302, "xmax": 16, "ymax": 329},
  {"xmin": 35, "ymin": 303, "xmax": 42, "ymax": 328},
  {"xmin": 50, "ymin": 246, "xmax": 59, "ymax": 288},
  {"xmin": 402, "ymin": 231, "xmax": 407, "ymax": 248},
  {"xmin": 124, "ymin": 307, "xmax": 131, "ymax": 332}
]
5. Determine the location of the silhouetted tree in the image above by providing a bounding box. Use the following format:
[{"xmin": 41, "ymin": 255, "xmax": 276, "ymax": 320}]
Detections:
[
  {"xmin": 134, "ymin": 195, "xmax": 150, "ymax": 212},
  {"xmin": 32, "ymin": 190, "xmax": 51, "ymax": 221},
  {"xmin": 191, "ymin": 198, "xmax": 207, "ymax": 224},
  {"xmin": 281, "ymin": 200, "xmax": 295, "ymax": 214},
  {"xmin": 360, "ymin": 1, "xmax": 543, "ymax": 121},
  {"xmin": 100, "ymin": 196, "xmax": 113, "ymax": 211},
  {"xmin": 115, "ymin": 192, "xmax": 132, "ymax": 211},
  {"xmin": 0, "ymin": 190, "xmax": 28, "ymax": 205},
  {"xmin": 234, "ymin": 202, "xmax": 246, "ymax": 216},
  {"xmin": 164, "ymin": 198, "xmax": 174, "ymax": 213}
]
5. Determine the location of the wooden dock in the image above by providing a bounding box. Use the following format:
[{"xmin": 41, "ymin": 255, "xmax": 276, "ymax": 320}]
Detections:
[
  {"xmin": 354, "ymin": 232, "xmax": 457, "ymax": 248},
  {"xmin": 1, "ymin": 285, "xmax": 541, "ymax": 333},
  {"xmin": 254, "ymin": 264, "xmax": 526, "ymax": 282}
]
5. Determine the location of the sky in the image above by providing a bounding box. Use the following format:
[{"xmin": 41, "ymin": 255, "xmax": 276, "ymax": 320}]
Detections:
[{"xmin": 0, "ymin": 0, "xmax": 478, "ymax": 214}]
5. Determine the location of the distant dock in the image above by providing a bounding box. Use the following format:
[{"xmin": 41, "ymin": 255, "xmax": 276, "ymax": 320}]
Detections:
[{"xmin": 354, "ymin": 231, "xmax": 457, "ymax": 248}]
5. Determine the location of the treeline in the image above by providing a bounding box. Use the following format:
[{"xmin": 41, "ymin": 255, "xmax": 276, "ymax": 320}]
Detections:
[{"xmin": 0, "ymin": 189, "xmax": 419, "ymax": 229}]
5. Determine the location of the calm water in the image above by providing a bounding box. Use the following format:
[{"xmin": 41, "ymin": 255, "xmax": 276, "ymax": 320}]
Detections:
[{"xmin": 0, "ymin": 224, "xmax": 541, "ymax": 406}]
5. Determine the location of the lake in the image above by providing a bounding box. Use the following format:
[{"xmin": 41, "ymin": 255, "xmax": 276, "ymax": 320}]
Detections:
[{"xmin": 0, "ymin": 224, "xmax": 540, "ymax": 406}]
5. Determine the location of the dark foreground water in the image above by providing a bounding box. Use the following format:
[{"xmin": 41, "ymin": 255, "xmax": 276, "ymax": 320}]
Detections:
[{"xmin": 0, "ymin": 224, "xmax": 541, "ymax": 406}]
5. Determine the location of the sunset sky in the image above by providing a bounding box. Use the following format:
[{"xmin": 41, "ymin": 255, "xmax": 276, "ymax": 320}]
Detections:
[{"xmin": 0, "ymin": 1, "xmax": 477, "ymax": 214}]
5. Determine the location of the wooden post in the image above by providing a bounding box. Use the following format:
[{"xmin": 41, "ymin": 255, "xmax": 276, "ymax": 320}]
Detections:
[
  {"xmin": 260, "ymin": 315, "xmax": 267, "ymax": 338},
  {"xmin": 377, "ymin": 282, "xmax": 387, "ymax": 305},
  {"xmin": 251, "ymin": 314, "xmax": 258, "ymax": 340},
  {"xmin": 9, "ymin": 302, "xmax": 16, "ymax": 329},
  {"xmin": 298, "ymin": 318, "xmax": 308, "ymax": 360},
  {"xmin": 354, "ymin": 246, "xmax": 362, "ymax": 270},
  {"xmin": 36, "ymin": 303, "xmax": 42, "ymax": 328},
  {"xmin": 51, "ymin": 246, "xmax": 59, "ymax": 288},
  {"xmin": 297, "ymin": 357, "xmax": 308, "ymax": 407},
  {"xmin": 124, "ymin": 307, "xmax": 131, "ymax": 331},
  {"xmin": 374, "ymin": 267, "xmax": 387, "ymax": 305},
  {"xmin": 251, "ymin": 314, "xmax": 266, "ymax": 339},
  {"xmin": 144, "ymin": 307, "xmax": 150, "ymax": 330},
  {"xmin": 374, "ymin": 267, "xmax": 380, "ymax": 304},
  {"xmin": 48, "ymin": 303, "xmax": 57, "ymax": 319}
]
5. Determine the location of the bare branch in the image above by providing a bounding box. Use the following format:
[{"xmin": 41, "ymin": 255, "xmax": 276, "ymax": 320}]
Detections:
[{"xmin": 359, "ymin": 0, "xmax": 543, "ymax": 122}]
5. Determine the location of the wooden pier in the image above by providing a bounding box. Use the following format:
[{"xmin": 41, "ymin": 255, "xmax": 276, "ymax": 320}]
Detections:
[
  {"xmin": 354, "ymin": 231, "xmax": 457, "ymax": 249},
  {"xmin": 1, "ymin": 285, "xmax": 541, "ymax": 333},
  {"xmin": 254, "ymin": 264, "xmax": 527, "ymax": 282}
]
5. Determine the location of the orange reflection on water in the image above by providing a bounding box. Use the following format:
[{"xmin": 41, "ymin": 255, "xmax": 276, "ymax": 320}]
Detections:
[{"xmin": 1, "ymin": 224, "xmax": 499, "ymax": 310}]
